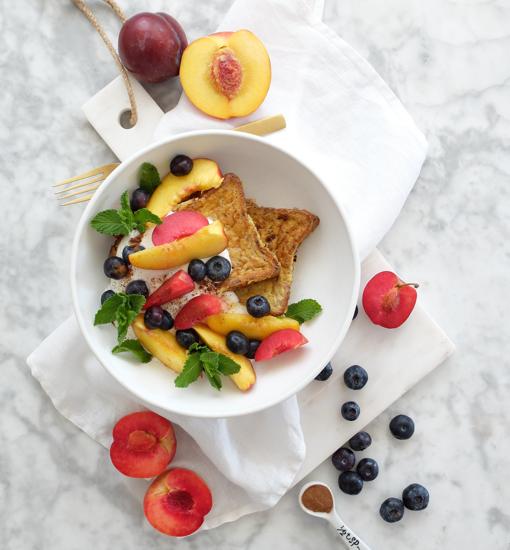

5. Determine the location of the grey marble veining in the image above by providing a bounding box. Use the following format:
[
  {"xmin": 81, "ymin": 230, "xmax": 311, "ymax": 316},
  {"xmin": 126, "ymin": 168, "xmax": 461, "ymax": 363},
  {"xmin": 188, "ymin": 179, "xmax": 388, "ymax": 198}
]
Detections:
[{"xmin": 1, "ymin": 0, "xmax": 510, "ymax": 548}]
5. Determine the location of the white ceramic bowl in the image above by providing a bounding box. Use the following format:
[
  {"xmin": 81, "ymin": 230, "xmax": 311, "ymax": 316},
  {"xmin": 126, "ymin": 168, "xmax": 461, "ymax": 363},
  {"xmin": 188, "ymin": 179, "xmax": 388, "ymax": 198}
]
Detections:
[{"xmin": 71, "ymin": 130, "xmax": 359, "ymax": 418}]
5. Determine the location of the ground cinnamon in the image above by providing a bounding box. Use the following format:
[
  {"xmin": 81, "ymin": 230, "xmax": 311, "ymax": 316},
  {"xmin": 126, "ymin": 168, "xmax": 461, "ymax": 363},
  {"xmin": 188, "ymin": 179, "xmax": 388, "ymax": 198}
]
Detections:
[{"xmin": 301, "ymin": 484, "xmax": 333, "ymax": 513}]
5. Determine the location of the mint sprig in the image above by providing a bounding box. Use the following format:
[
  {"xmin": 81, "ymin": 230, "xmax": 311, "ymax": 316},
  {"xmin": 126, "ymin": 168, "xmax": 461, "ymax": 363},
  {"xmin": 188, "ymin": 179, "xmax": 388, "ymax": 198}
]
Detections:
[
  {"xmin": 139, "ymin": 162, "xmax": 161, "ymax": 193},
  {"xmin": 174, "ymin": 344, "xmax": 241, "ymax": 391},
  {"xmin": 90, "ymin": 191, "xmax": 162, "ymax": 236},
  {"xmin": 112, "ymin": 339, "xmax": 152, "ymax": 363},
  {"xmin": 285, "ymin": 299, "xmax": 322, "ymax": 323},
  {"xmin": 94, "ymin": 292, "xmax": 145, "ymax": 343}
]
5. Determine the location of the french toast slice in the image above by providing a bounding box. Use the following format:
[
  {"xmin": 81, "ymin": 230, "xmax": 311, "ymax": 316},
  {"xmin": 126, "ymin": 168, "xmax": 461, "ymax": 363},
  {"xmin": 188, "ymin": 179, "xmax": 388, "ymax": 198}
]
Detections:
[
  {"xmin": 176, "ymin": 174, "xmax": 280, "ymax": 291},
  {"xmin": 236, "ymin": 201, "xmax": 319, "ymax": 315}
]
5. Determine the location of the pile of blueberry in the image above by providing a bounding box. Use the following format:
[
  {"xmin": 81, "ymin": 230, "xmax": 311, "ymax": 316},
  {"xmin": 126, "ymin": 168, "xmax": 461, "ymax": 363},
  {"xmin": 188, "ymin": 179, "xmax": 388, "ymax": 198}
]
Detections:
[{"xmin": 314, "ymin": 305, "xmax": 429, "ymax": 523}]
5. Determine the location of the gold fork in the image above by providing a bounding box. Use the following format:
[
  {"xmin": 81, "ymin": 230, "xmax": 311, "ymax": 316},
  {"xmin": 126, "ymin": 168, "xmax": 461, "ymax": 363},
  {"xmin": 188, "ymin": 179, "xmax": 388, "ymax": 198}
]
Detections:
[{"xmin": 55, "ymin": 114, "xmax": 286, "ymax": 206}]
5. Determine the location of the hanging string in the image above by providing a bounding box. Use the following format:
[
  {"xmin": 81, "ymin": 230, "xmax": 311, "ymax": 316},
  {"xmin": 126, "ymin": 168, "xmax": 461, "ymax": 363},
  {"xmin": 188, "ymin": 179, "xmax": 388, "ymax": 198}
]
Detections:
[{"xmin": 72, "ymin": 0, "xmax": 137, "ymax": 126}]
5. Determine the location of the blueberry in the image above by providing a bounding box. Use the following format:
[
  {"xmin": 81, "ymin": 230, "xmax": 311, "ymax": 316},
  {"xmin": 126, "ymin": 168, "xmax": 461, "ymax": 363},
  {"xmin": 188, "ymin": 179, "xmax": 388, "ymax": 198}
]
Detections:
[
  {"xmin": 246, "ymin": 339, "xmax": 261, "ymax": 359},
  {"xmin": 380, "ymin": 498, "xmax": 405, "ymax": 523},
  {"xmin": 176, "ymin": 329, "xmax": 200, "ymax": 349},
  {"xmin": 341, "ymin": 401, "xmax": 360, "ymax": 421},
  {"xmin": 122, "ymin": 244, "xmax": 145, "ymax": 264},
  {"xmin": 338, "ymin": 471, "xmax": 363, "ymax": 495},
  {"xmin": 188, "ymin": 259, "xmax": 207, "ymax": 282},
  {"xmin": 100, "ymin": 290, "xmax": 115, "ymax": 305},
  {"xmin": 246, "ymin": 295, "xmax": 270, "ymax": 318},
  {"xmin": 159, "ymin": 311, "xmax": 174, "ymax": 331},
  {"xmin": 144, "ymin": 306, "xmax": 165, "ymax": 329},
  {"xmin": 402, "ymin": 484, "xmax": 429, "ymax": 511},
  {"xmin": 331, "ymin": 447, "xmax": 355, "ymax": 472},
  {"xmin": 205, "ymin": 256, "xmax": 231, "ymax": 282},
  {"xmin": 125, "ymin": 279, "xmax": 149, "ymax": 298},
  {"xmin": 357, "ymin": 458, "xmax": 379, "ymax": 481},
  {"xmin": 389, "ymin": 414, "xmax": 415, "ymax": 440},
  {"xmin": 315, "ymin": 363, "xmax": 333, "ymax": 381},
  {"xmin": 130, "ymin": 188, "xmax": 150, "ymax": 211},
  {"xmin": 103, "ymin": 256, "xmax": 128, "ymax": 279},
  {"xmin": 348, "ymin": 431, "xmax": 372, "ymax": 451},
  {"xmin": 170, "ymin": 154, "xmax": 193, "ymax": 176},
  {"xmin": 226, "ymin": 331, "xmax": 249, "ymax": 355},
  {"xmin": 343, "ymin": 365, "xmax": 368, "ymax": 390},
  {"xmin": 353, "ymin": 305, "xmax": 359, "ymax": 320}
]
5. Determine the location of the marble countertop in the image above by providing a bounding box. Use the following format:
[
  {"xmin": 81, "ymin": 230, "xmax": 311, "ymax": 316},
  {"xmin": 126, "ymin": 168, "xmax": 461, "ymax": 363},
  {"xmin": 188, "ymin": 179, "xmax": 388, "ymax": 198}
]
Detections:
[{"xmin": 3, "ymin": 0, "xmax": 509, "ymax": 548}]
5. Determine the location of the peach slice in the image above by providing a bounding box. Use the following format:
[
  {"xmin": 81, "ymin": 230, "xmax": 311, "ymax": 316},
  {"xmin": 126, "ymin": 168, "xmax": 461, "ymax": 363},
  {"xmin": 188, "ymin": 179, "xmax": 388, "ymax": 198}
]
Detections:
[
  {"xmin": 132, "ymin": 315, "xmax": 187, "ymax": 373},
  {"xmin": 180, "ymin": 30, "xmax": 271, "ymax": 119},
  {"xmin": 152, "ymin": 211, "xmax": 209, "ymax": 246},
  {"xmin": 194, "ymin": 325, "xmax": 256, "ymax": 391},
  {"xmin": 144, "ymin": 468, "xmax": 213, "ymax": 537},
  {"xmin": 147, "ymin": 158, "xmax": 223, "ymax": 218},
  {"xmin": 254, "ymin": 329, "xmax": 308, "ymax": 362},
  {"xmin": 204, "ymin": 313, "xmax": 300, "ymax": 340},
  {"xmin": 129, "ymin": 220, "xmax": 227, "ymax": 270},
  {"xmin": 110, "ymin": 411, "xmax": 176, "ymax": 478}
]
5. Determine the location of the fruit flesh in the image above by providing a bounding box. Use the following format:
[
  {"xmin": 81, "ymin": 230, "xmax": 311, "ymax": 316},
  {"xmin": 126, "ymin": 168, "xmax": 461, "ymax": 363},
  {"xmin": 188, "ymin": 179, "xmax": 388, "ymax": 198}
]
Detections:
[
  {"xmin": 144, "ymin": 270, "xmax": 195, "ymax": 310},
  {"xmin": 129, "ymin": 220, "xmax": 228, "ymax": 270},
  {"xmin": 204, "ymin": 313, "xmax": 299, "ymax": 340},
  {"xmin": 147, "ymin": 158, "xmax": 223, "ymax": 218},
  {"xmin": 254, "ymin": 329, "xmax": 308, "ymax": 362},
  {"xmin": 152, "ymin": 211, "xmax": 209, "ymax": 246},
  {"xmin": 109, "ymin": 411, "xmax": 176, "ymax": 478},
  {"xmin": 144, "ymin": 468, "xmax": 212, "ymax": 537},
  {"xmin": 179, "ymin": 30, "xmax": 271, "ymax": 119},
  {"xmin": 174, "ymin": 294, "xmax": 224, "ymax": 330},
  {"xmin": 362, "ymin": 271, "xmax": 418, "ymax": 328},
  {"xmin": 132, "ymin": 315, "xmax": 187, "ymax": 373},
  {"xmin": 194, "ymin": 325, "xmax": 256, "ymax": 391}
]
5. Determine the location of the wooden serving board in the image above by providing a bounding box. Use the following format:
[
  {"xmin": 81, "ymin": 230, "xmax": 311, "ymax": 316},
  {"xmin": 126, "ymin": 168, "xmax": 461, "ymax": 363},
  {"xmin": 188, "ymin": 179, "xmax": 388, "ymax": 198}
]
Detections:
[{"xmin": 83, "ymin": 77, "xmax": 455, "ymax": 485}]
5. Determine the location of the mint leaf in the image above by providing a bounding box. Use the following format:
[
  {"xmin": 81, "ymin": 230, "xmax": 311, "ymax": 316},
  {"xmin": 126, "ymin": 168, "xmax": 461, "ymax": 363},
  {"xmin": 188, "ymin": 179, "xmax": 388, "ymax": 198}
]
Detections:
[
  {"xmin": 203, "ymin": 360, "xmax": 222, "ymax": 391},
  {"xmin": 120, "ymin": 190, "xmax": 131, "ymax": 212},
  {"xmin": 133, "ymin": 208, "xmax": 162, "ymax": 233},
  {"xmin": 189, "ymin": 342, "xmax": 209, "ymax": 354},
  {"xmin": 200, "ymin": 351, "xmax": 220, "ymax": 370},
  {"xmin": 217, "ymin": 354, "xmax": 241, "ymax": 375},
  {"xmin": 285, "ymin": 299, "xmax": 322, "ymax": 323},
  {"xmin": 112, "ymin": 339, "xmax": 152, "ymax": 363},
  {"xmin": 175, "ymin": 353, "xmax": 203, "ymax": 388},
  {"xmin": 94, "ymin": 293, "xmax": 126, "ymax": 325},
  {"xmin": 90, "ymin": 191, "xmax": 158, "ymax": 236},
  {"xmin": 90, "ymin": 210, "xmax": 131, "ymax": 236},
  {"xmin": 139, "ymin": 162, "xmax": 161, "ymax": 193},
  {"xmin": 93, "ymin": 292, "xmax": 145, "ymax": 343},
  {"xmin": 115, "ymin": 294, "xmax": 146, "ymax": 343}
]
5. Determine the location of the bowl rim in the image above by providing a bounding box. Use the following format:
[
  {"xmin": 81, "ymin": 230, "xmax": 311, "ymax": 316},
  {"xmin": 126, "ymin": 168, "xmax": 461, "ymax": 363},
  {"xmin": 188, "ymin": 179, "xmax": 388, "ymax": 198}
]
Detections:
[{"xmin": 70, "ymin": 129, "xmax": 360, "ymax": 417}]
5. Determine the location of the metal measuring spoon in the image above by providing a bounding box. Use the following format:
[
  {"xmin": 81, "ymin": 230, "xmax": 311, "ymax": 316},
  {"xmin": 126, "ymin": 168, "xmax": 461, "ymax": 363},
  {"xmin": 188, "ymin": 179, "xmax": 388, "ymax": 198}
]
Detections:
[{"xmin": 299, "ymin": 481, "xmax": 372, "ymax": 550}]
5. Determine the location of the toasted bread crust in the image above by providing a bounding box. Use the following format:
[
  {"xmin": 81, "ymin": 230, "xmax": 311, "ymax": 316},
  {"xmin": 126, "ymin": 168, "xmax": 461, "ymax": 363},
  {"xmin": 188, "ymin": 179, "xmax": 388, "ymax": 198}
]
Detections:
[
  {"xmin": 176, "ymin": 174, "xmax": 280, "ymax": 291},
  {"xmin": 236, "ymin": 201, "xmax": 319, "ymax": 315}
]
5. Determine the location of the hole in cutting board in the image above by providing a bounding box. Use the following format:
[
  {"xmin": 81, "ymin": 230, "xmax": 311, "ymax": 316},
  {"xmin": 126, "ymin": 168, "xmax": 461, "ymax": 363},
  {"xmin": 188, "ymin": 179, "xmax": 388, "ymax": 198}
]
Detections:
[{"xmin": 119, "ymin": 109, "xmax": 136, "ymax": 129}]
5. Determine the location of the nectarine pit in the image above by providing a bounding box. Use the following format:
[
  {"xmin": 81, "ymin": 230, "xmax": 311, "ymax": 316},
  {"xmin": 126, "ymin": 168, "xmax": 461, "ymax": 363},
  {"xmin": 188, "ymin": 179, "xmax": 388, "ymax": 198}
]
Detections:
[
  {"xmin": 166, "ymin": 490, "xmax": 194, "ymax": 512},
  {"xmin": 211, "ymin": 47, "xmax": 243, "ymax": 99},
  {"xmin": 127, "ymin": 430, "xmax": 157, "ymax": 452},
  {"xmin": 382, "ymin": 282, "xmax": 419, "ymax": 312}
]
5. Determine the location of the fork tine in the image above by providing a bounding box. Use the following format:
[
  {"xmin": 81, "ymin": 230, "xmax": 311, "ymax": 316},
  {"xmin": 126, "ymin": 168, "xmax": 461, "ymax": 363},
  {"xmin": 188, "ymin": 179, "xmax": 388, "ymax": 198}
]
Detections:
[
  {"xmin": 60, "ymin": 194, "xmax": 96, "ymax": 206},
  {"xmin": 58, "ymin": 183, "xmax": 102, "ymax": 200},
  {"xmin": 53, "ymin": 163, "xmax": 119, "ymax": 187},
  {"xmin": 54, "ymin": 173, "xmax": 105, "ymax": 194}
]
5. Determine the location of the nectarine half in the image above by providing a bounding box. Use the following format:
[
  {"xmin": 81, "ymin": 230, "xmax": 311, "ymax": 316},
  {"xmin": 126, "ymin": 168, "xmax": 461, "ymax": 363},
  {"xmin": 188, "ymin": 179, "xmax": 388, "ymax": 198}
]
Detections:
[
  {"xmin": 109, "ymin": 411, "xmax": 176, "ymax": 478},
  {"xmin": 144, "ymin": 468, "xmax": 213, "ymax": 537},
  {"xmin": 180, "ymin": 30, "xmax": 271, "ymax": 119}
]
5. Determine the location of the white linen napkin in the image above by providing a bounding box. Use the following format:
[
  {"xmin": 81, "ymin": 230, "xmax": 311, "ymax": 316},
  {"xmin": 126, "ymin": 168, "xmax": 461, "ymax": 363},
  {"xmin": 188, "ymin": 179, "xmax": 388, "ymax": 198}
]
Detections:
[{"xmin": 28, "ymin": 0, "xmax": 427, "ymax": 530}]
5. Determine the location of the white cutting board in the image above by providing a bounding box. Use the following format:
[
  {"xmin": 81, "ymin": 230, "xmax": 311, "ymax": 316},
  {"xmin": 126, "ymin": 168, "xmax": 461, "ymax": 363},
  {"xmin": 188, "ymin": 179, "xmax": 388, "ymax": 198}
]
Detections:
[{"xmin": 83, "ymin": 77, "xmax": 455, "ymax": 483}]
